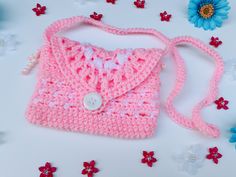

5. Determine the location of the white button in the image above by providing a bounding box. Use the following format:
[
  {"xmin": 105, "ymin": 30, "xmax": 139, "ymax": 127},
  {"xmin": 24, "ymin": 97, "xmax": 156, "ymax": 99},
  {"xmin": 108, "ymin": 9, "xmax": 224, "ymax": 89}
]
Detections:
[{"xmin": 83, "ymin": 92, "xmax": 102, "ymax": 111}]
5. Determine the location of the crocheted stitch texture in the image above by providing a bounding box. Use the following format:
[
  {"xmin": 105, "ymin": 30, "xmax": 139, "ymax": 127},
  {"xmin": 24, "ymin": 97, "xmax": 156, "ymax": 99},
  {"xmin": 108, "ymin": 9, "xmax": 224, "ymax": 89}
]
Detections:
[{"xmin": 26, "ymin": 16, "xmax": 224, "ymax": 139}]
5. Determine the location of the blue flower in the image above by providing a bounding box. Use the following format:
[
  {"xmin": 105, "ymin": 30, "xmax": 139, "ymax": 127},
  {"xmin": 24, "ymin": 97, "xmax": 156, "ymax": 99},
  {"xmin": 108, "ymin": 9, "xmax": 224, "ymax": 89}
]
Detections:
[
  {"xmin": 229, "ymin": 127, "xmax": 236, "ymax": 149},
  {"xmin": 188, "ymin": 0, "xmax": 230, "ymax": 30}
]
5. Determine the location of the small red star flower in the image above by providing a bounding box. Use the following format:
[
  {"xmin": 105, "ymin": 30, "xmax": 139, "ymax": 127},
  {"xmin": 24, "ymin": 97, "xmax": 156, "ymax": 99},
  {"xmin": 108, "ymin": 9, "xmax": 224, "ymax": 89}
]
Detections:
[
  {"xmin": 106, "ymin": 0, "xmax": 116, "ymax": 4},
  {"xmin": 90, "ymin": 12, "xmax": 103, "ymax": 21},
  {"xmin": 32, "ymin": 3, "xmax": 46, "ymax": 16},
  {"xmin": 81, "ymin": 160, "xmax": 99, "ymax": 177},
  {"xmin": 134, "ymin": 0, "xmax": 145, "ymax": 8},
  {"xmin": 141, "ymin": 151, "xmax": 157, "ymax": 167},
  {"xmin": 209, "ymin": 37, "xmax": 222, "ymax": 48},
  {"xmin": 160, "ymin": 11, "xmax": 172, "ymax": 22},
  {"xmin": 39, "ymin": 162, "xmax": 57, "ymax": 177},
  {"xmin": 206, "ymin": 147, "xmax": 222, "ymax": 164},
  {"xmin": 214, "ymin": 97, "xmax": 229, "ymax": 110}
]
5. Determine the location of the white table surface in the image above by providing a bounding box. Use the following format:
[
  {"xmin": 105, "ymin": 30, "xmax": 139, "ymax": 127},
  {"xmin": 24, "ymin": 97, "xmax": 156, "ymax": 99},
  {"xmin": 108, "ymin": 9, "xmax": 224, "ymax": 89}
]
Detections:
[{"xmin": 0, "ymin": 0, "xmax": 236, "ymax": 177}]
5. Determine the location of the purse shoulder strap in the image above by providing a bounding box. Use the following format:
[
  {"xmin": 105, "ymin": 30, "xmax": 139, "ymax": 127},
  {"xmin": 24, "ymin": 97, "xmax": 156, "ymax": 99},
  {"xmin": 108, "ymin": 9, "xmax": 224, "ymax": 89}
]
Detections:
[
  {"xmin": 43, "ymin": 16, "xmax": 224, "ymax": 138},
  {"xmin": 44, "ymin": 16, "xmax": 171, "ymax": 48},
  {"xmin": 166, "ymin": 36, "xmax": 224, "ymax": 138}
]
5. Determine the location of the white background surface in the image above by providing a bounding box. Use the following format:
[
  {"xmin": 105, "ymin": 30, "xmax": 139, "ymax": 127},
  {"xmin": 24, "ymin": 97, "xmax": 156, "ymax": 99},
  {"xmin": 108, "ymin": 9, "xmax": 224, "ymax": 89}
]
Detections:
[{"xmin": 0, "ymin": 0, "xmax": 236, "ymax": 177}]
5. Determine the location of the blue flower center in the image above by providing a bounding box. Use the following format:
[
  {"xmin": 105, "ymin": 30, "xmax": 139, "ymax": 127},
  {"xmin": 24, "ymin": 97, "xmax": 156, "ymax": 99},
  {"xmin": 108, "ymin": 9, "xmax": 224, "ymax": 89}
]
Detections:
[{"xmin": 198, "ymin": 3, "xmax": 214, "ymax": 19}]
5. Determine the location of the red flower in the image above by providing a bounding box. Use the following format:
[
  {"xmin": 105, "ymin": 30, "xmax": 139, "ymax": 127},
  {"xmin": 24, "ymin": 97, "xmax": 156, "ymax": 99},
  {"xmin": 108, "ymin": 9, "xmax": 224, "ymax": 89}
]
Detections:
[
  {"xmin": 214, "ymin": 97, "xmax": 229, "ymax": 110},
  {"xmin": 209, "ymin": 37, "xmax": 222, "ymax": 48},
  {"xmin": 81, "ymin": 160, "xmax": 99, "ymax": 177},
  {"xmin": 134, "ymin": 0, "xmax": 145, "ymax": 8},
  {"xmin": 160, "ymin": 11, "xmax": 172, "ymax": 22},
  {"xmin": 39, "ymin": 162, "xmax": 57, "ymax": 177},
  {"xmin": 141, "ymin": 151, "xmax": 157, "ymax": 167},
  {"xmin": 106, "ymin": 0, "xmax": 116, "ymax": 4},
  {"xmin": 90, "ymin": 12, "xmax": 103, "ymax": 21},
  {"xmin": 32, "ymin": 3, "xmax": 46, "ymax": 16},
  {"xmin": 206, "ymin": 147, "xmax": 222, "ymax": 164}
]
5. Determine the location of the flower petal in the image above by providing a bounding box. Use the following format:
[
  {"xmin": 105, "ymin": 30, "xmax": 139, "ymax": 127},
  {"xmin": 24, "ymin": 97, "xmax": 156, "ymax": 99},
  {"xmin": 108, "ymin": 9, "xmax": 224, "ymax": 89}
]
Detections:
[
  {"xmin": 151, "ymin": 157, "xmax": 157, "ymax": 163},
  {"xmin": 191, "ymin": 0, "xmax": 201, "ymax": 4},
  {"xmin": 141, "ymin": 158, "xmax": 147, "ymax": 163},
  {"xmin": 188, "ymin": 2, "xmax": 198, "ymax": 9},
  {"xmin": 39, "ymin": 167, "xmax": 45, "ymax": 172},
  {"xmin": 83, "ymin": 162, "xmax": 89, "ymax": 167},
  {"xmin": 215, "ymin": 0, "xmax": 230, "ymax": 8},
  {"xmin": 230, "ymin": 128, "xmax": 236, "ymax": 133},
  {"xmin": 209, "ymin": 20, "xmax": 217, "ymax": 30},
  {"xmin": 189, "ymin": 15, "xmax": 198, "ymax": 23},
  {"xmin": 206, "ymin": 154, "xmax": 212, "ymax": 159},
  {"xmin": 210, "ymin": 147, "xmax": 218, "ymax": 154},
  {"xmin": 147, "ymin": 161, "xmax": 153, "ymax": 167},
  {"xmin": 32, "ymin": 8, "xmax": 37, "ymax": 12},
  {"xmin": 197, "ymin": 18, "xmax": 204, "ymax": 27},
  {"xmin": 203, "ymin": 20, "xmax": 210, "ymax": 30},
  {"xmin": 212, "ymin": 15, "xmax": 223, "ymax": 27},
  {"xmin": 149, "ymin": 151, "xmax": 154, "ymax": 156},
  {"xmin": 51, "ymin": 167, "xmax": 57, "ymax": 172},
  {"xmin": 217, "ymin": 153, "xmax": 222, "ymax": 158},
  {"xmin": 82, "ymin": 169, "xmax": 88, "ymax": 175},
  {"xmin": 47, "ymin": 173, "xmax": 53, "ymax": 177},
  {"xmin": 40, "ymin": 173, "xmax": 46, "ymax": 177},
  {"xmin": 41, "ymin": 6, "xmax": 47, "ymax": 11},
  {"xmin": 213, "ymin": 158, "xmax": 219, "ymax": 164},
  {"xmin": 188, "ymin": 9, "xmax": 198, "ymax": 17},
  {"xmin": 88, "ymin": 172, "xmax": 94, "ymax": 177},
  {"xmin": 90, "ymin": 160, "xmax": 96, "ymax": 167},
  {"xmin": 45, "ymin": 162, "xmax": 51, "ymax": 168},
  {"xmin": 93, "ymin": 167, "xmax": 99, "ymax": 173}
]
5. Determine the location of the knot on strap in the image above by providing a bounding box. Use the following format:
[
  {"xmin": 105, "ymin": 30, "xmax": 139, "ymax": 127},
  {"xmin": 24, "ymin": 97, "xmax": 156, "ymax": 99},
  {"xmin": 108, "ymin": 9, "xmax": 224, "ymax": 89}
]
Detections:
[{"xmin": 192, "ymin": 118, "xmax": 220, "ymax": 138}]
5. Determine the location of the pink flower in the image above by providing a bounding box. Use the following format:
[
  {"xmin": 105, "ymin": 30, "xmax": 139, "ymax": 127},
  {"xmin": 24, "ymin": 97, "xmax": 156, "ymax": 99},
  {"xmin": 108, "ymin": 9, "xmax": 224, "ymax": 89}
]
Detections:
[
  {"xmin": 32, "ymin": 3, "xmax": 46, "ymax": 16},
  {"xmin": 214, "ymin": 97, "xmax": 229, "ymax": 110},
  {"xmin": 38, "ymin": 162, "xmax": 57, "ymax": 177},
  {"xmin": 81, "ymin": 160, "xmax": 99, "ymax": 177},
  {"xmin": 106, "ymin": 0, "xmax": 116, "ymax": 4},
  {"xmin": 160, "ymin": 11, "xmax": 172, "ymax": 22},
  {"xmin": 141, "ymin": 151, "xmax": 157, "ymax": 167},
  {"xmin": 90, "ymin": 12, "xmax": 103, "ymax": 21},
  {"xmin": 206, "ymin": 147, "xmax": 222, "ymax": 164},
  {"xmin": 134, "ymin": 0, "xmax": 145, "ymax": 8},
  {"xmin": 209, "ymin": 37, "xmax": 222, "ymax": 48}
]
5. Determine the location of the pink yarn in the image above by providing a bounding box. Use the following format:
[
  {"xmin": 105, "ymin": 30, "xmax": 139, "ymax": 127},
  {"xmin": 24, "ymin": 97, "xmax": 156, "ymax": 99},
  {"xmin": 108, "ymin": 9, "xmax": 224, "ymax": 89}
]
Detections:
[{"xmin": 25, "ymin": 16, "xmax": 224, "ymax": 138}]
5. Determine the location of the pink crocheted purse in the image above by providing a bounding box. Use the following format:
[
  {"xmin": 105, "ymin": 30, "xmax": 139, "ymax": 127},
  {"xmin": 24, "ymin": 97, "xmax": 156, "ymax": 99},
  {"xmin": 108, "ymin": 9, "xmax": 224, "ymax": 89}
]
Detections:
[{"xmin": 25, "ymin": 16, "xmax": 224, "ymax": 139}]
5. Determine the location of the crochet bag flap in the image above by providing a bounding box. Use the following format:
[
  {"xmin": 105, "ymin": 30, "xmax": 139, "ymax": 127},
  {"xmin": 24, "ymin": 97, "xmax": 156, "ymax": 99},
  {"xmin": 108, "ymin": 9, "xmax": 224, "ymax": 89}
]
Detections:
[{"xmin": 25, "ymin": 16, "xmax": 224, "ymax": 139}]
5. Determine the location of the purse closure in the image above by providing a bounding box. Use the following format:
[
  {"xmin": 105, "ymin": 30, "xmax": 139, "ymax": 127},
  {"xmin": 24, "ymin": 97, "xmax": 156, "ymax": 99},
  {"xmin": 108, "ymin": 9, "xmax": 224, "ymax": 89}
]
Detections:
[{"xmin": 49, "ymin": 35, "xmax": 164, "ymax": 114}]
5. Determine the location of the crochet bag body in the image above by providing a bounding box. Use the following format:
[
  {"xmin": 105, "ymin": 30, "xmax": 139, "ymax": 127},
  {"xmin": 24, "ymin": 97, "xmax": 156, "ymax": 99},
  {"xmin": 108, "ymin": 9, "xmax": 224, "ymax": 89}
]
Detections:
[{"xmin": 25, "ymin": 16, "xmax": 224, "ymax": 139}]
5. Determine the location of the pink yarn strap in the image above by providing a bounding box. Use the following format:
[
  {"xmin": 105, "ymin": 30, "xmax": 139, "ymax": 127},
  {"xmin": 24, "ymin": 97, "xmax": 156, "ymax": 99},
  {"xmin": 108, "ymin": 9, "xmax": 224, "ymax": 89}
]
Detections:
[
  {"xmin": 165, "ymin": 36, "xmax": 224, "ymax": 138},
  {"xmin": 44, "ymin": 16, "xmax": 171, "ymax": 48}
]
